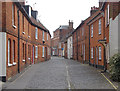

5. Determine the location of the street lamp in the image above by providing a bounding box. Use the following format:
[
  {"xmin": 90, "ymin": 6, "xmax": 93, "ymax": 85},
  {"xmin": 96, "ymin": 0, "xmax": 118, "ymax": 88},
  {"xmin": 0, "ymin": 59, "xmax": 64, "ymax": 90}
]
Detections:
[{"xmin": 98, "ymin": 39, "xmax": 107, "ymax": 73}]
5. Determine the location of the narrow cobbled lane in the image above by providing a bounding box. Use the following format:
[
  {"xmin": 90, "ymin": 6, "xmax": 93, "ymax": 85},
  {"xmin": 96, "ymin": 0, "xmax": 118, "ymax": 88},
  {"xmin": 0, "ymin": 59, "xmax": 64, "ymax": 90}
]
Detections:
[{"xmin": 3, "ymin": 57, "xmax": 115, "ymax": 90}]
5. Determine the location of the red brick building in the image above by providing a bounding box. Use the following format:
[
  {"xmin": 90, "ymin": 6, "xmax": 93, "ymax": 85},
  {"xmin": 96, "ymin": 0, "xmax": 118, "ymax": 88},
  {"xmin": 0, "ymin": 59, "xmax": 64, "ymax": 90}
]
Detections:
[
  {"xmin": 0, "ymin": 1, "xmax": 51, "ymax": 82},
  {"xmin": 52, "ymin": 21, "xmax": 74, "ymax": 56}
]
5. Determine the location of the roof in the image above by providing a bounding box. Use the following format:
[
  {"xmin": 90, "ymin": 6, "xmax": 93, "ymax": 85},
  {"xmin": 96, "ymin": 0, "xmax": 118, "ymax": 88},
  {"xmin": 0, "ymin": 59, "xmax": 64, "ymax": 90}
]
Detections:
[
  {"xmin": 15, "ymin": 2, "xmax": 51, "ymax": 37},
  {"xmin": 59, "ymin": 25, "xmax": 69, "ymax": 30}
]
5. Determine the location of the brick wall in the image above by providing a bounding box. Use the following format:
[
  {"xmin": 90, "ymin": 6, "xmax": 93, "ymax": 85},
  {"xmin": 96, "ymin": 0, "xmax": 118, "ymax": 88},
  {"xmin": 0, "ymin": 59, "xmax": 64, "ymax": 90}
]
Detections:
[{"xmin": 1, "ymin": 2, "xmax": 51, "ymax": 81}]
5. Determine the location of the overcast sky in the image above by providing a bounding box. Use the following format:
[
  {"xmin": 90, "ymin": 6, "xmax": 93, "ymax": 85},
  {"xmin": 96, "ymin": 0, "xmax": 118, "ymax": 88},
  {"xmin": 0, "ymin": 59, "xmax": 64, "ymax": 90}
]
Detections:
[{"xmin": 26, "ymin": 0, "xmax": 99, "ymax": 37}]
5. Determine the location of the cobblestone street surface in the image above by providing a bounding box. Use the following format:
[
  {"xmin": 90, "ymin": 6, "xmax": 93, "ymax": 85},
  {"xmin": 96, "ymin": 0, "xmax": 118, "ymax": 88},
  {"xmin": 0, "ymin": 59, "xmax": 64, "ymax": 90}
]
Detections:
[{"xmin": 2, "ymin": 57, "xmax": 117, "ymax": 90}]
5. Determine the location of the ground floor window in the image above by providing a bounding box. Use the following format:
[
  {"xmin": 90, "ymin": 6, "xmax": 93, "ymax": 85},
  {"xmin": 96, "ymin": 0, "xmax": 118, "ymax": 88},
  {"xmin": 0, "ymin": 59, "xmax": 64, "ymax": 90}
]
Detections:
[
  {"xmin": 99, "ymin": 46, "xmax": 102, "ymax": 60},
  {"xmin": 35, "ymin": 46, "xmax": 38, "ymax": 58},
  {"xmin": 42, "ymin": 47, "xmax": 45, "ymax": 57},
  {"xmin": 8, "ymin": 39, "xmax": 11, "ymax": 65},
  {"xmin": 91, "ymin": 47, "xmax": 93, "ymax": 59}
]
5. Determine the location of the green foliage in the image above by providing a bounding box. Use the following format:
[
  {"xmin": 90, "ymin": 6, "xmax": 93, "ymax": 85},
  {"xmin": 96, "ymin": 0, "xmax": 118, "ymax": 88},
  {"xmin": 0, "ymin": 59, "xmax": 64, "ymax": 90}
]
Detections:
[{"xmin": 109, "ymin": 53, "xmax": 120, "ymax": 82}]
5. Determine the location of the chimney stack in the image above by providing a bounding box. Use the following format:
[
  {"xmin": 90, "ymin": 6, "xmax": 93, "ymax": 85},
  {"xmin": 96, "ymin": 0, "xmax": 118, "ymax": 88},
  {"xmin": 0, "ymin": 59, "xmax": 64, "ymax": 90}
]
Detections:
[
  {"xmin": 90, "ymin": 6, "xmax": 99, "ymax": 16},
  {"xmin": 69, "ymin": 20, "xmax": 73, "ymax": 29}
]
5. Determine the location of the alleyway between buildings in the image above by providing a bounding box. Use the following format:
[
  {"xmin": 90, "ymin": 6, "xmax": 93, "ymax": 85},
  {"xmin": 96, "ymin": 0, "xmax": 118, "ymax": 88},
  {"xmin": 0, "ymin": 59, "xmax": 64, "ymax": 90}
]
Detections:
[{"xmin": 2, "ymin": 57, "xmax": 117, "ymax": 90}]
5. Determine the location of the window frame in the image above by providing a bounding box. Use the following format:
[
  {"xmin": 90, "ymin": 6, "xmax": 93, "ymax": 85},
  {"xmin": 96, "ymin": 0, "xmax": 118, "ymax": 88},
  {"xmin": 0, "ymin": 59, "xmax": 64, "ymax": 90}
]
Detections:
[
  {"xmin": 99, "ymin": 19, "xmax": 101, "ymax": 35},
  {"xmin": 91, "ymin": 47, "xmax": 93, "ymax": 59},
  {"xmin": 99, "ymin": 46, "xmax": 102, "ymax": 60},
  {"xmin": 12, "ymin": 4, "xmax": 15, "ymax": 25},
  {"xmin": 42, "ymin": 46, "xmax": 45, "ymax": 57},
  {"xmin": 35, "ymin": 46, "xmax": 38, "ymax": 58},
  {"xmin": 8, "ymin": 39, "xmax": 12, "ymax": 67},
  {"xmin": 91, "ymin": 24, "xmax": 93, "ymax": 38},
  {"xmin": 35, "ymin": 27, "xmax": 38, "ymax": 39}
]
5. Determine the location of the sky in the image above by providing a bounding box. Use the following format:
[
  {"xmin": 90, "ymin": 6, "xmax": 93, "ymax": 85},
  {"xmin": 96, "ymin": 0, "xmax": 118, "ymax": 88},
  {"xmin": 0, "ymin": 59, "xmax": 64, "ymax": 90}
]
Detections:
[{"xmin": 26, "ymin": 0, "xmax": 99, "ymax": 38}]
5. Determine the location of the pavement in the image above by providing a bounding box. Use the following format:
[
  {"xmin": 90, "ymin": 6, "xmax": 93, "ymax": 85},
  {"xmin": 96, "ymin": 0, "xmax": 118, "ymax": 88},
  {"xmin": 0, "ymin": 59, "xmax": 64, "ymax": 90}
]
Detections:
[{"xmin": 2, "ymin": 57, "xmax": 119, "ymax": 90}]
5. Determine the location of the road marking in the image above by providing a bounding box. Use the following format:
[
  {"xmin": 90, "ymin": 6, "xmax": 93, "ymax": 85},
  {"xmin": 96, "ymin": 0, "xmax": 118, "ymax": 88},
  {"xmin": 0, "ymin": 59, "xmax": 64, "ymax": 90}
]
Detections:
[{"xmin": 101, "ymin": 73, "xmax": 117, "ymax": 90}]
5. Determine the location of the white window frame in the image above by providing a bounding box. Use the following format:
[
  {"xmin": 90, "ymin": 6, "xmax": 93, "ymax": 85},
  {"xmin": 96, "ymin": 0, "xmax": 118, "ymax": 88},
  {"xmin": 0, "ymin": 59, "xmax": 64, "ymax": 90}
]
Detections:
[
  {"xmin": 13, "ymin": 40, "xmax": 16, "ymax": 65},
  {"xmin": 99, "ymin": 46, "xmax": 102, "ymax": 60},
  {"xmin": 91, "ymin": 47, "xmax": 93, "ymax": 59},
  {"xmin": 35, "ymin": 27, "xmax": 38, "ymax": 39},
  {"xmin": 8, "ymin": 39, "xmax": 12, "ymax": 67},
  {"xmin": 43, "ymin": 31, "xmax": 44, "ymax": 41},
  {"xmin": 12, "ymin": 4, "xmax": 15, "ymax": 25},
  {"xmin": 91, "ymin": 25, "xmax": 93, "ymax": 38},
  {"xmin": 42, "ymin": 47, "xmax": 45, "ymax": 57},
  {"xmin": 99, "ymin": 19, "xmax": 101, "ymax": 34},
  {"xmin": 107, "ymin": 4, "xmax": 109, "ymax": 25},
  {"xmin": 35, "ymin": 46, "xmax": 38, "ymax": 58}
]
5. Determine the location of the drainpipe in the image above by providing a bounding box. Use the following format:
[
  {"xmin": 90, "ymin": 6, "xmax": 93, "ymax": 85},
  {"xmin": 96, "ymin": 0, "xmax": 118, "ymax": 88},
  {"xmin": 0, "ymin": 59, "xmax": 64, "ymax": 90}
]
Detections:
[
  {"xmin": 17, "ymin": 9, "xmax": 20, "ymax": 73},
  {"xmin": 88, "ymin": 25, "xmax": 91, "ymax": 65}
]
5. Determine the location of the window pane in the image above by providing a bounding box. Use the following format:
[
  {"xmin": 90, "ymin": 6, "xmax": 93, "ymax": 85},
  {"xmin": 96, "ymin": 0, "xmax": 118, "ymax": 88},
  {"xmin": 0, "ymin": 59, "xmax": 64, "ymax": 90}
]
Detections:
[{"xmin": 8, "ymin": 40, "xmax": 10, "ymax": 64}]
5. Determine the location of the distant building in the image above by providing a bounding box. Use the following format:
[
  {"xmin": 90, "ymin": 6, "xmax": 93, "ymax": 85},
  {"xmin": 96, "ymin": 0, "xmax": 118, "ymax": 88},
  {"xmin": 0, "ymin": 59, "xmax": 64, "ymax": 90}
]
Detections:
[{"xmin": 52, "ymin": 20, "xmax": 74, "ymax": 56}]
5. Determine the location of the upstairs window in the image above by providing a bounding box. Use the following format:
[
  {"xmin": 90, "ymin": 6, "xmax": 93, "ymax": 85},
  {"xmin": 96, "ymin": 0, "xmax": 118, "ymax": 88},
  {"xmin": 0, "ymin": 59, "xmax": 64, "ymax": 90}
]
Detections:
[
  {"xmin": 91, "ymin": 25, "xmax": 93, "ymax": 38},
  {"xmin": 12, "ymin": 4, "xmax": 15, "ymax": 25},
  {"xmin": 82, "ymin": 27, "xmax": 84, "ymax": 36},
  {"xmin": 35, "ymin": 27, "xmax": 38, "ymax": 39},
  {"xmin": 43, "ymin": 31, "xmax": 44, "ymax": 40},
  {"xmin": 22, "ymin": 15, "xmax": 24, "ymax": 32},
  {"xmin": 99, "ymin": 19, "xmax": 101, "ymax": 34},
  {"xmin": 106, "ymin": 4, "xmax": 109, "ymax": 26}
]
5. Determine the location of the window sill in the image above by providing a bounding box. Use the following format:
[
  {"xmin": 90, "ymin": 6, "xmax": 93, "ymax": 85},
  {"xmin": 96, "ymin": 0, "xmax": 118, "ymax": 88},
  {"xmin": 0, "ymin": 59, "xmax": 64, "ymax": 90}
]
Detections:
[
  {"xmin": 28, "ymin": 58, "xmax": 31, "ymax": 60},
  {"xmin": 13, "ymin": 62, "xmax": 17, "ymax": 66},
  {"xmin": 22, "ymin": 32, "xmax": 25, "ymax": 35},
  {"xmin": 8, "ymin": 63, "xmax": 13, "ymax": 67},
  {"xmin": 28, "ymin": 36, "xmax": 30, "ymax": 38},
  {"xmin": 35, "ymin": 56, "xmax": 38, "ymax": 59},
  {"xmin": 12, "ymin": 25, "xmax": 17, "ymax": 29},
  {"xmin": 23, "ymin": 60, "xmax": 25, "ymax": 62}
]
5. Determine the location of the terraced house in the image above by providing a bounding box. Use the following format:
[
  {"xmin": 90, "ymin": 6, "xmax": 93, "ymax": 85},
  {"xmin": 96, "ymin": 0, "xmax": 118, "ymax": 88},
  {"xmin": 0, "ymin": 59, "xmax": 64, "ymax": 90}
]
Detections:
[
  {"xmin": 72, "ymin": 1, "xmax": 120, "ymax": 72},
  {"xmin": 0, "ymin": 1, "xmax": 51, "ymax": 82}
]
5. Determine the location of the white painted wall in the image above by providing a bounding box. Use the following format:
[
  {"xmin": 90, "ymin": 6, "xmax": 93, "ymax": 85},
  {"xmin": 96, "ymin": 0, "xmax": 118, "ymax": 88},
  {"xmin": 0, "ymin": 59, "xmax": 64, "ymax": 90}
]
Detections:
[
  {"xmin": 109, "ymin": 13, "xmax": 120, "ymax": 57},
  {"xmin": 67, "ymin": 36, "xmax": 73, "ymax": 59},
  {"xmin": 0, "ymin": 32, "xmax": 6, "ymax": 77}
]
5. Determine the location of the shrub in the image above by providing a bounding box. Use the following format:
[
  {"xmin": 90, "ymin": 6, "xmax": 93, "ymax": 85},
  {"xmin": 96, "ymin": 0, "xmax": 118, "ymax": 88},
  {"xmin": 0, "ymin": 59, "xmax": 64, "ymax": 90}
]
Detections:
[{"xmin": 109, "ymin": 53, "xmax": 120, "ymax": 82}]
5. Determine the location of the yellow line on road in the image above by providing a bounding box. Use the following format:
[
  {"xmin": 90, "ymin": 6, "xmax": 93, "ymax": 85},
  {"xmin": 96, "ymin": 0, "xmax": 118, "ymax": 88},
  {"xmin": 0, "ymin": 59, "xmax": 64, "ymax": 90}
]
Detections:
[{"xmin": 101, "ymin": 73, "xmax": 117, "ymax": 90}]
